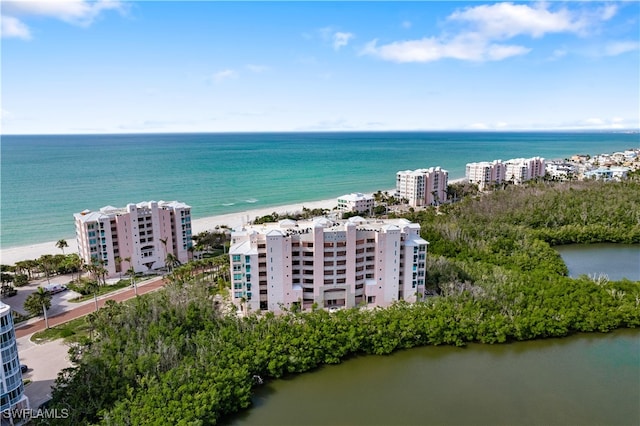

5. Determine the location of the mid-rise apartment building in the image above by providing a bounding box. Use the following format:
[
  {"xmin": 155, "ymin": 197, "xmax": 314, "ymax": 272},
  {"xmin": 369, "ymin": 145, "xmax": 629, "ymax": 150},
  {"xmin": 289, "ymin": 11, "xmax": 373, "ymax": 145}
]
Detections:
[
  {"xmin": 74, "ymin": 201, "xmax": 192, "ymax": 277},
  {"xmin": 465, "ymin": 160, "xmax": 506, "ymax": 190},
  {"xmin": 337, "ymin": 193, "xmax": 375, "ymax": 216},
  {"xmin": 0, "ymin": 302, "xmax": 29, "ymax": 417},
  {"xmin": 504, "ymin": 157, "xmax": 545, "ymax": 184},
  {"xmin": 229, "ymin": 216, "xmax": 428, "ymax": 313},
  {"xmin": 396, "ymin": 167, "xmax": 449, "ymax": 207}
]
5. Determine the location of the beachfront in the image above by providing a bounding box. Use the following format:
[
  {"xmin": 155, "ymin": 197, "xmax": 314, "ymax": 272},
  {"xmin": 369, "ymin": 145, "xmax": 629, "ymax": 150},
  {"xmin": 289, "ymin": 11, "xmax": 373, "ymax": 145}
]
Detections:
[{"xmin": 0, "ymin": 195, "xmax": 347, "ymax": 265}]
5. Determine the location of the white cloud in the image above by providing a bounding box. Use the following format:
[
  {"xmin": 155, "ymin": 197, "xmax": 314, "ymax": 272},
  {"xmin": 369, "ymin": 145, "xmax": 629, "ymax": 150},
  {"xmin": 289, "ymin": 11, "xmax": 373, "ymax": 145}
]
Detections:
[
  {"xmin": 3, "ymin": 0, "xmax": 127, "ymax": 27},
  {"xmin": 246, "ymin": 64, "xmax": 269, "ymax": 73},
  {"xmin": 212, "ymin": 69, "xmax": 237, "ymax": 83},
  {"xmin": 362, "ymin": 34, "xmax": 530, "ymax": 63},
  {"xmin": 1, "ymin": 15, "xmax": 31, "ymax": 39},
  {"xmin": 333, "ymin": 31, "xmax": 354, "ymax": 50},
  {"xmin": 448, "ymin": 2, "xmax": 589, "ymax": 39},
  {"xmin": 362, "ymin": 2, "xmax": 620, "ymax": 63},
  {"xmin": 604, "ymin": 41, "xmax": 639, "ymax": 56},
  {"xmin": 1, "ymin": 0, "xmax": 126, "ymax": 40},
  {"xmin": 549, "ymin": 48, "xmax": 568, "ymax": 61},
  {"xmin": 317, "ymin": 27, "xmax": 354, "ymax": 50},
  {"xmin": 468, "ymin": 121, "xmax": 509, "ymax": 130}
]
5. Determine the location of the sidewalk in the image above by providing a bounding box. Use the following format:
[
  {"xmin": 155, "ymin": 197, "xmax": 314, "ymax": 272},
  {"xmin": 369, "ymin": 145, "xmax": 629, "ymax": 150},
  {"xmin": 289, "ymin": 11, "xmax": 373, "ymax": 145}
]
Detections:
[
  {"xmin": 12, "ymin": 276, "xmax": 168, "ymax": 412},
  {"xmin": 15, "ymin": 276, "xmax": 168, "ymax": 339}
]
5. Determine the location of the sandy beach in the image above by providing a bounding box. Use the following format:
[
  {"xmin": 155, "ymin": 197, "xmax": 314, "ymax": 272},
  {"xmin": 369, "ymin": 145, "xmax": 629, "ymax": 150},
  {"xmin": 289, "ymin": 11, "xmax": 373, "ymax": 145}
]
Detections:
[
  {"xmin": 0, "ymin": 180, "xmax": 468, "ymax": 266},
  {"xmin": 0, "ymin": 196, "xmax": 344, "ymax": 265}
]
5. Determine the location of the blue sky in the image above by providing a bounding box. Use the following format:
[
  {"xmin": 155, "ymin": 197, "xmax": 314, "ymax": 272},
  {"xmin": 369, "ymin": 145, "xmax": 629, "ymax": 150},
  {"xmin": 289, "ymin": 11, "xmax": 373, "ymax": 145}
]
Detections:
[{"xmin": 2, "ymin": 1, "xmax": 639, "ymax": 134}]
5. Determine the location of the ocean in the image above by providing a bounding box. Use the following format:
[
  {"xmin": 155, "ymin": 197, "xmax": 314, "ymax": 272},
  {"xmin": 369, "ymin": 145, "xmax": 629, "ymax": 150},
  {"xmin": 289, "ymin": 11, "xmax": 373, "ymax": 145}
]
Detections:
[{"xmin": 1, "ymin": 131, "xmax": 638, "ymax": 249}]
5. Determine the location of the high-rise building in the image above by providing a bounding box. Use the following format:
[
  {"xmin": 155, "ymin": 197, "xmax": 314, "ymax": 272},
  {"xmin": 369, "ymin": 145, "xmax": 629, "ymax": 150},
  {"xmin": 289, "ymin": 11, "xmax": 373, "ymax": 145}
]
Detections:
[
  {"xmin": 465, "ymin": 160, "xmax": 506, "ymax": 190},
  {"xmin": 396, "ymin": 167, "xmax": 449, "ymax": 207},
  {"xmin": 229, "ymin": 216, "xmax": 428, "ymax": 313},
  {"xmin": 0, "ymin": 302, "xmax": 29, "ymax": 417},
  {"xmin": 74, "ymin": 201, "xmax": 192, "ymax": 277},
  {"xmin": 504, "ymin": 157, "xmax": 546, "ymax": 184}
]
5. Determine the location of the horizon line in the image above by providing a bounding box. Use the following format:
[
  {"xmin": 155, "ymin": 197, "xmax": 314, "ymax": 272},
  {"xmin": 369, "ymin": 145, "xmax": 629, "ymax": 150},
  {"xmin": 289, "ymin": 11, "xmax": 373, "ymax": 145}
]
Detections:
[{"xmin": 3, "ymin": 128, "xmax": 640, "ymax": 137}]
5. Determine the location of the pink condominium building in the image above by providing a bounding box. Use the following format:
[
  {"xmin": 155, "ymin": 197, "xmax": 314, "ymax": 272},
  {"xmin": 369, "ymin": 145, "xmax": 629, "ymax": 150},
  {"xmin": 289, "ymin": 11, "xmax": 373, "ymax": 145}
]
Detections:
[
  {"xmin": 504, "ymin": 157, "xmax": 546, "ymax": 184},
  {"xmin": 466, "ymin": 157, "xmax": 545, "ymax": 189},
  {"xmin": 396, "ymin": 167, "xmax": 449, "ymax": 207},
  {"xmin": 229, "ymin": 216, "xmax": 428, "ymax": 313},
  {"xmin": 74, "ymin": 201, "xmax": 192, "ymax": 277},
  {"xmin": 465, "ymin": 160, "xmax": 506, "ymax": 190}
]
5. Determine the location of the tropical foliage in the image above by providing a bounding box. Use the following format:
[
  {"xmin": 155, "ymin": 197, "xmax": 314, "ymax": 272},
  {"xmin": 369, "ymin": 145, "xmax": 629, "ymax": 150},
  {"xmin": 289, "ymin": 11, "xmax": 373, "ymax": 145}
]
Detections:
[{"xmin": 42, "ymin": 180, "xmax": 640, "ymax": 425}]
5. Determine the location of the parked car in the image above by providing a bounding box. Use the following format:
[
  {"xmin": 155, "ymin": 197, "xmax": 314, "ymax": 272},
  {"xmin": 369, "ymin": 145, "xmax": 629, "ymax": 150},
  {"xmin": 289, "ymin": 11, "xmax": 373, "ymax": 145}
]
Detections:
[
  {"xmin": 20, "ymin": 364, "xmax": 28, "ymax": 374},
  {"xmin": 1, "ymin": 286, "xmax": 17, "ymax": 297},
  {"xmin": 43, "ymin": 284, "xmax": 67, "ymax": 294}
]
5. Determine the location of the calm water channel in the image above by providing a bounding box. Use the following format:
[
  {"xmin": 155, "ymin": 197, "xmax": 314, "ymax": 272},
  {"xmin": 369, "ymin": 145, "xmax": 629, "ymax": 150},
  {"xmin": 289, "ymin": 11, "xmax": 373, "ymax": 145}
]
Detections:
[
  {"xmin": 228, "ymin": 330, "xmax": 639, "ymax": 426},
  {"xmin": 228, "ymin": 245, "xmax": 639, "ymax": 426},
  {"xmin": 555, "ymin": 244, "xmax": 640, "ymax": 281}
]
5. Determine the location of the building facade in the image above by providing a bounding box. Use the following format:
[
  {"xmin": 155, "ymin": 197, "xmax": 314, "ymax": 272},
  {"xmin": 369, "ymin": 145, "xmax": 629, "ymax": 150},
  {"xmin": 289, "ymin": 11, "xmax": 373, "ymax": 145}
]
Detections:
[
  {"xmin": 229, "ymin": 217, "xmax": 428, "ymax": 313},
  {"xmin": 396, "ymin": 167, "xmax": 449, "ymax": 207},
  {"xmin": 465, "ymin": 160, "xmax": 506, "ymax": 190},
  {"xmin": 337, "ymin": 193, "xmax": 375, "ymax": 216},
  {"xmin": 0, "ymin": 302, "xmax": 29, "ymax": 418},
  {"xmin": 75, "ymin": 201, "xmax": 192, "ymax": 277},
  {"xmin": 504, "ymin": 157, "xmax": 546, "ymax": 184}
]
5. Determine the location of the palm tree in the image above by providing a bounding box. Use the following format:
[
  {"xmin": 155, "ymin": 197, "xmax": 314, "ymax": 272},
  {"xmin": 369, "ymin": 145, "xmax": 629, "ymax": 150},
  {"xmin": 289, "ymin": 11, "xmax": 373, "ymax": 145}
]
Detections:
[
  {"xmin": 114, "ymin": 256, "xmax": 123, "ymax": 280},
  {"xmin": 127, "ymin": 266, "xmax": 138, "ymax": 296},
  {"xmin": 85, "ymin": 280, "xmax": 100, "ymax": 311},
  {"xmin": 165, "ymin": 253, "xmax": 181, "ymax": 274},
  {"xmin": 38, "ymin": 254, "xmax": 55, "ymax": 284},
  {"xmin": 24, "ymin": 287, "xmax": 52, "ymax": 329},
  {"xmin": 56, "ymin": 239, "xmax": 69, "ymax": 255},
  {"xmin": 160, "ymin": 237, "xmax": 168, "ymax": 262}
]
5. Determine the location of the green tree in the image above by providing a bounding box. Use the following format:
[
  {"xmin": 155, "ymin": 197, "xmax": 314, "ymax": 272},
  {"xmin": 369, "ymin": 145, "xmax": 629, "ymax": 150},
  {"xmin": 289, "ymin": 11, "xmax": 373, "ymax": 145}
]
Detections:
[
  {"xmin": 24, "ymin": 287, "xmax": 52, "ymax": 328},
  {"xmin": 56, "ymin": 239, "xmax": 69, "ymax": 255}
]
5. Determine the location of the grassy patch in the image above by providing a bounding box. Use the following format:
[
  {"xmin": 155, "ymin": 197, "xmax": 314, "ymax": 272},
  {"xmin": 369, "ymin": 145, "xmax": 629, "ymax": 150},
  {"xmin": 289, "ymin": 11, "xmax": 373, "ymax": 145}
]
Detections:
[
  {"xmin": 31, "ymin": 316, "xmax": 92, "ymax": 344},
  {"xmin": 69, "ymin": 281, "xmax": 131, "ymax": 303}
]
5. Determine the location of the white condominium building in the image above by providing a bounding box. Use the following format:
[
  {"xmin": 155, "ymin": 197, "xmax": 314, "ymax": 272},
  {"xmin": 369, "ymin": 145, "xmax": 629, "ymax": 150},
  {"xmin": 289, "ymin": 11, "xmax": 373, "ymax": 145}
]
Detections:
[
  {"xmin": 396, "ymin": 167, "xmax": 449, "ymax": 207},
  {"xmin": 0, "ymin": 302, "xmax": 29, "ymax": 416},
  {"xmin": 465, "ymin": 160, "xmax": 506, "ymax": 190},
  {"xmin": 504, "ymin": 157, "xmax": 546, "ymax": 184},
  {"xmin": 229, "ymin": 216, "xmax": 428, "ymax": 313},
  {"xmin": 74, "ymin": 201, "xmax": 192, "ymax": 277},
  {"xmin": 337, "ymin": 193, "xmax": 375, "ymax": 216}
]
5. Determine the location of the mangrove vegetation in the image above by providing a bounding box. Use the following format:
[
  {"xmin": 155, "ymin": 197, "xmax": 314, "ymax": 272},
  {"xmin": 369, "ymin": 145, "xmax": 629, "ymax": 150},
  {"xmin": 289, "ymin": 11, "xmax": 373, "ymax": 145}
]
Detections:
[{"xmin": 43, "ymin": 180, "xmax": 640, "ymax": 425}]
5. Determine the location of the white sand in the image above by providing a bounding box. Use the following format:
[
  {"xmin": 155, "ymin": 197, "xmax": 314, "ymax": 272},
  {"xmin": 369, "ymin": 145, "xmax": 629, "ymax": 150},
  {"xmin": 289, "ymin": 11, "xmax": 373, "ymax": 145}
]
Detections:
[
  {"xmin": 0, "ymin": 196, "xmax": 342, "ymax": 265},
  {"xmin": 0, "ymin": 180, "xmax": 466, "ymax": 266}
]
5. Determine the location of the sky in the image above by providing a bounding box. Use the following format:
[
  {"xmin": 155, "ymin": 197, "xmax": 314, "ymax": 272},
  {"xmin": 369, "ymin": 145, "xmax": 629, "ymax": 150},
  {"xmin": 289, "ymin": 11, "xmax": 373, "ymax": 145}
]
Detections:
[{"xmin": 1, "ymin": 1, "xmax": 639, "ymax": 134}]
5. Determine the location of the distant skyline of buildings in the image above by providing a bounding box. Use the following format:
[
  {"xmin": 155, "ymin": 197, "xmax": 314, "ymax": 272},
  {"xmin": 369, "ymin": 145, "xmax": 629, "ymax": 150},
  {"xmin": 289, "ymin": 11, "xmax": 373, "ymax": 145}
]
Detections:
[
  {"xmin": 74, "ymin": 201, "xmax": 192, "ymax": 277},
  {"xmin": 466, "ymin": 157, "xmax": 546, "ymax": 190}
]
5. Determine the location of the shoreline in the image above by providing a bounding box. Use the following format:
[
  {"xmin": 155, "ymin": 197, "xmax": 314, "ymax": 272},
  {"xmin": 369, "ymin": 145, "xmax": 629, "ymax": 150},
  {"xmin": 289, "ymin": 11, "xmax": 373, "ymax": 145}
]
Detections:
[
  {"xmin": 0, "ymin": 194, "xmax": 361, "ymax": 265},
  {"xmin": 0, "ymin": 179, "xmax": 466, "ymax": 265}
]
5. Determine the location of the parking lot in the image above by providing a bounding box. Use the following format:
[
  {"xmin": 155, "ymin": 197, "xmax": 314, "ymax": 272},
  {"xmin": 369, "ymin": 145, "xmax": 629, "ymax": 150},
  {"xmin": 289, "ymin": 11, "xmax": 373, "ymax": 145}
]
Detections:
[{"xmin": 17, "ymin": 336, "xmax": 72, "ymax": 409}]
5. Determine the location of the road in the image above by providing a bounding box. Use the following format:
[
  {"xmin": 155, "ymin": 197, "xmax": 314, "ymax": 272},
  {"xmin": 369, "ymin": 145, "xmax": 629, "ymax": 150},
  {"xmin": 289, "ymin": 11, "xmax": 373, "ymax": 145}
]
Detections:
[{"xmin": 15, "ymin": 277, "xmax": 168, "ymax": 338}]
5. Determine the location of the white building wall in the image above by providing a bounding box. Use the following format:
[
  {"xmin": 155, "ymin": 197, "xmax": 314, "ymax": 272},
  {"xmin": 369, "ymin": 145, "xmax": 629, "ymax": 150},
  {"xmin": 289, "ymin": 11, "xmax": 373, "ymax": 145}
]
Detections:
[
  {"xmin": 0, "ymin": 302, "xmax": 29, "ymax": 415},
  {"xmin": 75, "ymin": 201, "xmax": 192, "ymax": 277},
  {"xmin": 397, "ymin": 167, "xmax": 448, "ymax": 206}
]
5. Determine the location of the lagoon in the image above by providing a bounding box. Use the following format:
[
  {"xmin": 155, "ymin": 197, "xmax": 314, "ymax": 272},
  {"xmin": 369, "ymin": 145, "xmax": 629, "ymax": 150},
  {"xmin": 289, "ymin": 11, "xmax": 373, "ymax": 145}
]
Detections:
[
  {"xmin": 228, "ymin": 329, "xmax": 639, "ymax": 426},
  {"xmin": 555, "ymin": 244, "xmax": 640, "ymax": 281}
]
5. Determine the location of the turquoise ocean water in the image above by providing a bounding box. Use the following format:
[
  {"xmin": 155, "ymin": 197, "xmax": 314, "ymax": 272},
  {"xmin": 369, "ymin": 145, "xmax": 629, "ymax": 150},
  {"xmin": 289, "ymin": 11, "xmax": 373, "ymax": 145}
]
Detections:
[{"xmin": 1, "ymin": 132, "xmax": 638, "ymax": 249}]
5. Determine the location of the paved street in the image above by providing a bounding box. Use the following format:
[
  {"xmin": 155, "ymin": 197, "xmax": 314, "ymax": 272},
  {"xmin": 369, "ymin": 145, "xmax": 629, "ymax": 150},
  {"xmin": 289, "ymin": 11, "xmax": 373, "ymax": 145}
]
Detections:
[
  {"xmin": 10, "ymin": 276, "xmax": 168, "ymax": 411},
  {"xmin": 15, "ymin": 277, "xmax": 167, "ymax": 338}
]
